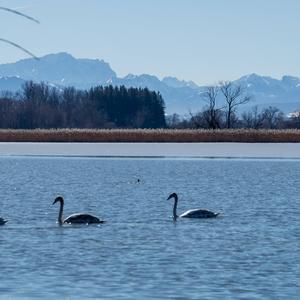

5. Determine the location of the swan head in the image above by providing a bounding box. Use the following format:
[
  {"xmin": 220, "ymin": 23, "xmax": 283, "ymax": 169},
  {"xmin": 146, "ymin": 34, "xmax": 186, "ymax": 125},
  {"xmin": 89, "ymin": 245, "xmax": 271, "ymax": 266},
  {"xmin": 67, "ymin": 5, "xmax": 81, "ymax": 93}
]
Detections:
[
  {"xmin": 167, "ymin": 193, "xmax": 178, "ymax": 201},
  {"xmin": 53, "ymin": 196, "xmax": 64, "ymax": 205}
]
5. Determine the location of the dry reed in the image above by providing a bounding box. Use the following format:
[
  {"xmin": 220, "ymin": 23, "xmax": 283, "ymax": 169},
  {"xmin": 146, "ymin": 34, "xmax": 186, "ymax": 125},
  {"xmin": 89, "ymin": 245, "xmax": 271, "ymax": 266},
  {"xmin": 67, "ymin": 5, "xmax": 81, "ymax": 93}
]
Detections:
[{"xmin": 0, "ymin": 129, "xmax": 300, "ymax": 143}]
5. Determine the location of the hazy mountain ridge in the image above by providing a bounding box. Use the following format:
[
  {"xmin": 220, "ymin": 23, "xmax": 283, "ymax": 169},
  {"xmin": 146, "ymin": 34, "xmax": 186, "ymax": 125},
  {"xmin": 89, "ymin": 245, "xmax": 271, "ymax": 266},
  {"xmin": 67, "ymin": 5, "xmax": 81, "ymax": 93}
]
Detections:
[
  {"xmin": 0, "ymin": 53, "xmax": 300, "ymax": 114},
  {"xmin": 0, "ymin": 76, "xmax": 26, "ymax": 93},
  {"xmin": 0, "ymin": 53, "xmax": 116, "ymax": 89},
  {"xmin": 235, "ymin": 73, "xmax": 300, "ymax": 113}
]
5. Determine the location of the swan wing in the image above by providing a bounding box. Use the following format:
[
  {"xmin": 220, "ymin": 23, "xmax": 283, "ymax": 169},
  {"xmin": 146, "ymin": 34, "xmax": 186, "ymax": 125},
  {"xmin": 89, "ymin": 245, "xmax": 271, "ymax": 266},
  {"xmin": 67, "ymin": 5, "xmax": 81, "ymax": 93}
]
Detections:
[
  {"xmin": 180, "ymin": 209, "xmax": 219, "ymax": 218},
  {"xmin": 64, "ymin": 213, "xmax": 104, "ymax": 224}
]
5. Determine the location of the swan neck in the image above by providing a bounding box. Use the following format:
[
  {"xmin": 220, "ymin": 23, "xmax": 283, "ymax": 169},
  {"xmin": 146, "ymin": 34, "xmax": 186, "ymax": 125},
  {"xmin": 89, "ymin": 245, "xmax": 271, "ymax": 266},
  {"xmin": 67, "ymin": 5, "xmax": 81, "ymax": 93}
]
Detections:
[
  {"xmin": 173, "ymin": 197, "xmax": 178, "ymax": 219},
  {"xmin": 58, "ymin": 200, "xmax": 64, "ymax": 225}
]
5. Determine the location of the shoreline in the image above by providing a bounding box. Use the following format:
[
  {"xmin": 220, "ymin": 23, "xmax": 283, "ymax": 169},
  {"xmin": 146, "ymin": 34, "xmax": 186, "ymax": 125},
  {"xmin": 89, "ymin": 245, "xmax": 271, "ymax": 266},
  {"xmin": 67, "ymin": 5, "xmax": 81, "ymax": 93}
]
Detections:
[
  {"xmin": 1, "ymin": 129, "xmax": 300, "ymax": 143},
  {"xmin": 1, "ymin": 142, "xmax": 300, "ymax": 158}
]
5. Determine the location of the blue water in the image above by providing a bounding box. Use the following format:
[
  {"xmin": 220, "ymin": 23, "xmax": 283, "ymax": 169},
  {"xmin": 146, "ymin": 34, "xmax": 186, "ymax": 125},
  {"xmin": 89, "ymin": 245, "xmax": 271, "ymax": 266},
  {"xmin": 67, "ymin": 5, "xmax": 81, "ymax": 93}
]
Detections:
[{"xmin": 0, "ymin": 157, "xmax": 299, "ymax": 300}]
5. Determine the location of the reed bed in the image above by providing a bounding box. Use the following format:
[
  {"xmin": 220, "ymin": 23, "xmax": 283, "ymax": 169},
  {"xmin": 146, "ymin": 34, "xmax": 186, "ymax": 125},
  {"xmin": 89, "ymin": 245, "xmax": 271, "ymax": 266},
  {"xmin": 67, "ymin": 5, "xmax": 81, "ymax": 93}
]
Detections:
[{"xmin": 0, "ymin": 129, "xmax": 300, "ymax": 142}]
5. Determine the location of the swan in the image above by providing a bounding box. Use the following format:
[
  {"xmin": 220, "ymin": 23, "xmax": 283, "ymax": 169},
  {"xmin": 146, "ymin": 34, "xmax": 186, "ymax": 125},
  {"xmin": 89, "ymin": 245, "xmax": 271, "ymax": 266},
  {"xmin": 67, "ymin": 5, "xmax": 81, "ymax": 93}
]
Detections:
[
  {"xmin": 0, "ymin": 217, "xmax": 8, "ymax": 225},
  {"xmin": 52, "ymin": 196, "xmax": 105, "ymax": 225},
  {"xmin": 167, "ymin": 193, "xmax": 219, "ymax": 219}
]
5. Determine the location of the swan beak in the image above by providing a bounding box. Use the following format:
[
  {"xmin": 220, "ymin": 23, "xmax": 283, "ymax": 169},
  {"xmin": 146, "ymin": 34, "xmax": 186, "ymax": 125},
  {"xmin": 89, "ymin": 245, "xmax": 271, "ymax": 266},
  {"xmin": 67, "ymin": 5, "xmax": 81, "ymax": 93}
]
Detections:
[
  {"xmin": 52, "ymin": 200, "xmax": 56, "ymax": 205},
  {"xmin": 167, "ymin": 195, "xmax": 171, "ymax": 200}
]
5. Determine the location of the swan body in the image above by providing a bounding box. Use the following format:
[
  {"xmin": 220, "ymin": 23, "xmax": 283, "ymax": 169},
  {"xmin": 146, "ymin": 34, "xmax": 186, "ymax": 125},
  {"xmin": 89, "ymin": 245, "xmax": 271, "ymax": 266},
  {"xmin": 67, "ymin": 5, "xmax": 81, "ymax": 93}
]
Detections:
[
  {"xmin": 63, "ymin": 213, "xmax": 103, "ymax": 224},
  {"xmin": 179, "ymin": 208, "xmax": 219, "ymax": 218},
  {"xmin": 53, "ymin": 196, "xmax": 105, "ymax": 225},
  {"xmin": 167, "ymin": 193, "xmax": 219, "ymax": 219},
  {"xmin": 0, "ymin": 218, "xmax": 8, "ymax": 225}
]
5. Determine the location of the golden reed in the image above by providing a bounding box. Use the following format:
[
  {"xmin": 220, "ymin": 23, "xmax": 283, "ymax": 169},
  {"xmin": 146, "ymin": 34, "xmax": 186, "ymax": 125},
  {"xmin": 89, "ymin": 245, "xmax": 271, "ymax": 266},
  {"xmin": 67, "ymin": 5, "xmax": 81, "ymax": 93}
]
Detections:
[{"xmin": 0, "ymin": 129, "xmax": 300, "ymax": 142}]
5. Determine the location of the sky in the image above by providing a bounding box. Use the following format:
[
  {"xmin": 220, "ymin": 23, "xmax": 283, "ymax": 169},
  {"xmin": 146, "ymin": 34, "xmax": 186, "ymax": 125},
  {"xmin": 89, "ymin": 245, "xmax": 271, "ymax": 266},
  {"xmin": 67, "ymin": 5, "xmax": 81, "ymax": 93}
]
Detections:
[{"xmin": 0, "ymin": 0, "xmax": 299, "ymax": 85}]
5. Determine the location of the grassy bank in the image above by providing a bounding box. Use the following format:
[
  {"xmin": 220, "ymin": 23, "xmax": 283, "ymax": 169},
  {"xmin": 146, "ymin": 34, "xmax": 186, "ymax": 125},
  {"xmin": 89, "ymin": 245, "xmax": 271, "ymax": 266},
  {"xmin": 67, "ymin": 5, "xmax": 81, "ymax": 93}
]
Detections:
[{"xmin": 0, "ymin": 129, "xmax": 300, "ymax": 142}]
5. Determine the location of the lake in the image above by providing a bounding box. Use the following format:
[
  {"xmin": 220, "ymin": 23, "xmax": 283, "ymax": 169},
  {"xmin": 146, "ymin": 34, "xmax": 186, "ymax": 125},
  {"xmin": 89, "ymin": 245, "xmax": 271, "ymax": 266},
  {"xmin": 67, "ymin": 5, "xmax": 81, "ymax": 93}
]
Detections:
[{"xmin": 0, "ymin": 157, "xmax": 299, "ymax": 299}]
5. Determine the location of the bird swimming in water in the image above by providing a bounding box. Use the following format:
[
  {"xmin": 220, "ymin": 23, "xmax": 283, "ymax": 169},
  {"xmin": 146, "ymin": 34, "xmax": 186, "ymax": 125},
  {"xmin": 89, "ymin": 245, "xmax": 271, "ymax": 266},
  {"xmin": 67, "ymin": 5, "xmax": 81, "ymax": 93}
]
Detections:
[
  {"xmin": 167, "ymin": 192, "xmax": 219, "ymax": 220},
  {"xmin": 52, "ymin": 196, "xmax": 105, "ymax": 225},
  {"xmin": 0, "ymin": 217, "xmax": 8, "ymax": 225}
]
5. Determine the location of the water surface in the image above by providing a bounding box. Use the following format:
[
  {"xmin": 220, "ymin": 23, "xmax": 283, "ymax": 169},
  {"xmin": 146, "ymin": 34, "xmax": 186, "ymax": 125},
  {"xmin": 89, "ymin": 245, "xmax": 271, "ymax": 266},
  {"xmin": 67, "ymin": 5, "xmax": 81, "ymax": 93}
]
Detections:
[{"xmin": 0, "ymin": 157, "xmax": 299, "ymax": 299}]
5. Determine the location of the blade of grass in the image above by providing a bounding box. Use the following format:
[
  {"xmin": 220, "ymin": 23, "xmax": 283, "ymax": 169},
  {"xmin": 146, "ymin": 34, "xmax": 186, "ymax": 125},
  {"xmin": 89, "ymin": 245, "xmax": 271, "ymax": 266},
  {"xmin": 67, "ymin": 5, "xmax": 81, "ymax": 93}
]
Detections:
[
  {"xmin": 0, "ymin": 38, "xmax": 39, "ymax": 60},
  {"xmin": 0, "ymin": 6, "xmax": 39, "ymax": 23}
]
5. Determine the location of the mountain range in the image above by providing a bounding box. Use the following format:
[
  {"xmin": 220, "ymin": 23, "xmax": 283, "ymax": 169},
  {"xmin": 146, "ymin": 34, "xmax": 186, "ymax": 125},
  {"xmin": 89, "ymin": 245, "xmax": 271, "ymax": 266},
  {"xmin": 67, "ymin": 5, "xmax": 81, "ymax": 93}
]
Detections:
[{"xmin": 0, "ymin": 52, "xmax": 300, "ymax": 114}]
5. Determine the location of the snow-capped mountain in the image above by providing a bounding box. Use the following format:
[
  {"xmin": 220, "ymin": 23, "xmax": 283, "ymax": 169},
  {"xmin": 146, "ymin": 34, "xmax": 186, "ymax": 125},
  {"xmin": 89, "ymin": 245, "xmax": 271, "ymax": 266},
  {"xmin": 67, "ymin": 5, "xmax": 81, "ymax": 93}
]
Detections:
[
  {"xmin": 0, "ymin": 53, "xmax": 203, "ymax": 113},
  {"xmin": 0, "ymin": 52, "xmax": 116, "ymax": 89},
  {"xmin": 0, "ymin": 53, "xmax": 300, "ymax": 114},
  {"xmin": 235, "ymin": 73, "xmax": 300, "ymax": 113}
]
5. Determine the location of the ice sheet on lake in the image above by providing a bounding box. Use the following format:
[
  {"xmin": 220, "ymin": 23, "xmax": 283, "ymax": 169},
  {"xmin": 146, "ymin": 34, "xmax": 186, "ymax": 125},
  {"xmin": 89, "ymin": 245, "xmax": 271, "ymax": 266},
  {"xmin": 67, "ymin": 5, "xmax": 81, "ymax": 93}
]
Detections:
[{"xmin": 0, "ymin": 142, "xmax": 300, "ymax": 158}]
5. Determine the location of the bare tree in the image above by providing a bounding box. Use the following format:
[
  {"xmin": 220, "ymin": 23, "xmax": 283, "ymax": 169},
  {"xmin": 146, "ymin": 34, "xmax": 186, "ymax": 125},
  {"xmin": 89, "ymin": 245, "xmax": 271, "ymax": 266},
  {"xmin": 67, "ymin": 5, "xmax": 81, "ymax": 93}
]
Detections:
[
  {"xmin": 166, "ymin": 113, "xmax": 181, "ymax": 128},
  {"xmin": 261, "ymin": 106, "xmax": 285, "ymax": 129},
  {"xmin": 189, "ymin": 110, "xmax": 204, "ymax": 128},
  {"xmin": 220, "ymin": 81, "xmax": 251, "ymax": 128},
  {"xmin": 0, "ymin": 6, "xmax": 39, "ymax": 59},
  {"xmin": 201, "ymin": 86, "xmax": 224, "ymax": 129},
  {"xmin": 241, "ymin": 105, "xmax": 264, "ymax": 129}
]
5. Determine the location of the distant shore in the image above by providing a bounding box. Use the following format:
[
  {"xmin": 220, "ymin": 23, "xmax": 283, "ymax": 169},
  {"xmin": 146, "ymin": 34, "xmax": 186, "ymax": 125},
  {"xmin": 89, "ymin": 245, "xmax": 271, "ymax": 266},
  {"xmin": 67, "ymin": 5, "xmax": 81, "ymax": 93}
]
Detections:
[
  {"xmin": 1, "ymin": 129, "xmax": 300, "ymax": 158},
  {"xmin": 1, "ymin": 129, "xmax": 300, "ymax": 143},
  {"xmin": 1, "ymin": 142, "xmax": 300, "ymax": 158}
]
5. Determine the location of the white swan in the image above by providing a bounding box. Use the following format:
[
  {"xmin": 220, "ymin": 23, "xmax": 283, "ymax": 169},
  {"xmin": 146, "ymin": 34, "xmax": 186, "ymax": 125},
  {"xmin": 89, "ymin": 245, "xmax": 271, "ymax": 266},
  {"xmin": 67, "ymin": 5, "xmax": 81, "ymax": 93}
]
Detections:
[
  {"xmin": 52, "ymin": 196, "xmax": 105, "ymax": 225},
  {"xmin": 0, "ymin": 217, "xmax": 8, "ymax": 225},
  {"xmin": 167, "ymin": 193, "xmax": 219, "ymax": 219}
]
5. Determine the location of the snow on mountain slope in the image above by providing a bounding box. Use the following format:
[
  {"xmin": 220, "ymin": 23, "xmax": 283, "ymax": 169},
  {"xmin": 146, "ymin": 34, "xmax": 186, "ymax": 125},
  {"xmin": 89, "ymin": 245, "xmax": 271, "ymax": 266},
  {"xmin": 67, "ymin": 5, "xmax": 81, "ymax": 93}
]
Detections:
[
  {"xmin": 0, "ymin": 52, "xmax": 116, "ymax": 89},
  {"xmin": 0, "ymin": 53, "xmax": 300, "ymax": 114}
]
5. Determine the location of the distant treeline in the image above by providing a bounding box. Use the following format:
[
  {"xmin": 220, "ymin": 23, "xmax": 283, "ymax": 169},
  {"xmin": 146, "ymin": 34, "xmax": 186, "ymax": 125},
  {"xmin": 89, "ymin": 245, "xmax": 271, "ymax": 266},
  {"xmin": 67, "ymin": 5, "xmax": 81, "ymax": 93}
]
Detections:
[
  {"xmin": 1, "ymin": 81, "xmax": 300, "ymax": 130},
  {"xmin": 0, "ymin": 82, "xmax": 166, "ymax": 129},
  {"xmin": 167, "ymin": 82, "xmax": 300, "ymax": 130},
  {"xmin": 167, "ymin": 106, "xmax": 300, "ymax": 130}
]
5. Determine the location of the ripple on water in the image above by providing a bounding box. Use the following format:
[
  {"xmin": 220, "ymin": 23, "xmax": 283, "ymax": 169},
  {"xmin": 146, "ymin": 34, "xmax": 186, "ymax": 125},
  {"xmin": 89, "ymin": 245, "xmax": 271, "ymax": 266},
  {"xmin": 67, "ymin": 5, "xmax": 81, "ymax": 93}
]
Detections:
[{"xmin": 0, "ymin": 157, "xmax": 300, "ymax": 299}]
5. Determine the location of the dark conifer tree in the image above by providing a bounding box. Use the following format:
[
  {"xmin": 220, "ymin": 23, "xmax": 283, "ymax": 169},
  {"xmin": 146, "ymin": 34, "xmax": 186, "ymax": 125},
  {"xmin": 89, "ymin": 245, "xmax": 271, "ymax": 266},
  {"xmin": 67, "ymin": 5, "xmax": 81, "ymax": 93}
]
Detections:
[{"xmin": 0, "ymin": 82, "xmax": 167, "ymax": 129}]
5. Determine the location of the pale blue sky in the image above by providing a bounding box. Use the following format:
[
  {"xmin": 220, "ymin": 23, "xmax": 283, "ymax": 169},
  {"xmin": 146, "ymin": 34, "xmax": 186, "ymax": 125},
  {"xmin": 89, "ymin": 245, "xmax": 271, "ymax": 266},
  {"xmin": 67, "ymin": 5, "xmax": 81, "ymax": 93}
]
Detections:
[{"xmin": 0, "ymin": 0, "xmax": 299, "ymax": 84}]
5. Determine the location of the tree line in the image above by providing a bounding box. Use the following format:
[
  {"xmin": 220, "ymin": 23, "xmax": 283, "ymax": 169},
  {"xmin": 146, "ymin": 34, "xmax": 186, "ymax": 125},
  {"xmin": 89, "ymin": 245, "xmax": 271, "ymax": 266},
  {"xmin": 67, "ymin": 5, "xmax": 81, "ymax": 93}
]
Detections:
[
  {"xmin": 167, "ymin": 81, "xmax": 300, "ymax": 130},
  {"xmin": 0, "ymin": 82, "xmax": 166, "ymax": 129},
  {"xmin": 1, "ymin": 80, "xmax": 300, "ymax": 130}
]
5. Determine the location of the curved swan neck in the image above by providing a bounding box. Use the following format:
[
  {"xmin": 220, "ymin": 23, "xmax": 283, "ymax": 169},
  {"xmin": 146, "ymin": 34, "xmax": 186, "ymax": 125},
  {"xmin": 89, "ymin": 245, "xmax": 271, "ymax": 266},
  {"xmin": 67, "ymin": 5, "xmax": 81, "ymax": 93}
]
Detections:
[
  {"xmin": 173, "ymin": 196, "xmax": 178, "ymax": 220},
  {"xmin": 58, "ymin": 199, "xmax": 64, "ymax": 225}
]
